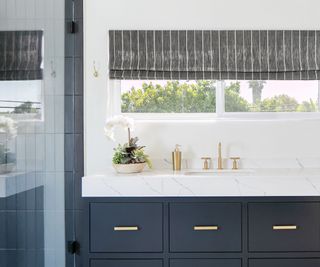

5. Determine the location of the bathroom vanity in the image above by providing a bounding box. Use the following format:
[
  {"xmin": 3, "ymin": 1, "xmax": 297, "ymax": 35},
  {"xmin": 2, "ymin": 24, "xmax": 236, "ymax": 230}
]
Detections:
[{"xmin": 82, "ymin": 169, "xmax": 320, "ymax": 267}]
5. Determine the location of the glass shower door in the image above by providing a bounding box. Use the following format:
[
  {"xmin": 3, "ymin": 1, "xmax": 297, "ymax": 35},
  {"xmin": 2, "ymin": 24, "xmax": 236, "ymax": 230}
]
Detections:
[{"xmin": 0, "ymin": 0, "xmax": 69, "ymax": 266}]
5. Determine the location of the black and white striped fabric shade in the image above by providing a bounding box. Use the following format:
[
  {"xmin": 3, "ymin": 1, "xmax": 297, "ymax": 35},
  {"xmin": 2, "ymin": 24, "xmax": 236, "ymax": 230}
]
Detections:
[
  {"xmin": 0, "ymin": 31, "xmax": 43, "ymax": 81},
  {"xmin": 109, "ymin": 30, "xmax": 320, "ymax": 80}
]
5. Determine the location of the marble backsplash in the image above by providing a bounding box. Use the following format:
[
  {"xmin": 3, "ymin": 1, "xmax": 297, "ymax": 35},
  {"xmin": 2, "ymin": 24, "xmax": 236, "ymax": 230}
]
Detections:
[{"xmin": 154, "ymin": 157, "xmax": 320, "ymax": 170}]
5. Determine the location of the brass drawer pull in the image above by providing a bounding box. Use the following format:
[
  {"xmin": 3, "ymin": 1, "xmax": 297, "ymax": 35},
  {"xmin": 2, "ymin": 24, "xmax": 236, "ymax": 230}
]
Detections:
[
  {"xmin": 272, "ymin": 225, "xmax": 298, "ymax": 230},
  {"xmin": 194, "ymin": 226, "xmax": 219, "ymax": 231},
  {"xmin": 114, "ymin": 226, "xmax": 139, "ymax": 231}
]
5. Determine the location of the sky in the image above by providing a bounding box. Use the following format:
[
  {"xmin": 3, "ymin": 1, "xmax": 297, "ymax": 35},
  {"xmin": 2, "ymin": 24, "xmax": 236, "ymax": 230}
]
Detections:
[
  {"xmin": 0, "ymin": 80, "xmax": 42, "ymax": 112},
  {"xmin": 121, "ymin": 80, "xmax": 320, "ymax": 104}
]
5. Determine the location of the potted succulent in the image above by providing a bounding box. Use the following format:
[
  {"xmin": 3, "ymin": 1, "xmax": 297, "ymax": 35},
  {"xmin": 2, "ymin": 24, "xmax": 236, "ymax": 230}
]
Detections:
[
  {"xmin": 0, "ymin": 143, "xmax": 16, "ymax": 174},
  {"xmin": 104, "ymin": 115, "xmax": 152, "ymax": 173},
  {"xmin": 0, "ymin": 117, "xmax": 17, "ymax": 174}
]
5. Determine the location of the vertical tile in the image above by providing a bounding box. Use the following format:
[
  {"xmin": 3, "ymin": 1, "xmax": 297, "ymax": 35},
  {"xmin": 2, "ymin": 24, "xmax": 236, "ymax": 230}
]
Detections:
[
  {"xmin": 16, "ymin": 250, "xmax": 26, "ymax": 267},
  {"xmin": 75, "ymin": 134, "xmax": 83, "ymax": 173},
  {"xmin": 65, "ymin": 30, "xmax": 75, "ymax": 58},
  {"xmin": 26, "ymin": 249, "xmax": 36, "ymax": 267},
  {"xmin": 45, "ymin": 134, "xmax": 55, "ymax": 172},
  {"xmin": 74, "ymin": 172, "xmax": 84, "ymax": 210},
  {"xmin": 44, "ymin": 173, "xmax": 55, "ymax": 211},
  {"xmin": 55, "ymin": 172, "xmax": 65, "ymax": 211},
  {"xmin": 6, "ymin": 250, "xmax": 18, "ymax": 267},
  {"xmin": 25, "ymin": 0, "xmax": 36, "ymax": 19},
  {"xmin": 0, "ymin": 196, "xmax": 5, "ymax": 211},
  {"xmin": 75, "ymin": 96, "xmax": 83, "ymax": 133},
  {"xmin": 54, "ymin": 19, "xmax": 65, "ymax": 57},
  {"xmin": 35, "ymin": 0, "xmax": 45, "ymax": 19},
  {"xmin": 75, "ymin": 209, "xmax": 84, "ymax": 265},
  {"xmin": 16, "ymin": 174, "xmax": 26, "ymax": 210},
  {"xmin": 0, "ymin": 211, "xmax": 6, "ymax": 248},
  {"xmin": 16, "ymin": 210, "xmax": 26, "ymax": 249},
  {"xmin": 53, "ymin": 0, "xmax": 64, "ymax": 20},
  {"xmin": 6, "ymin": 0, "xmax": 15, "ymax": 19},
  {"xmin": 54, "ymin": 96, "xmax": 65, "ymax": 134},
  {"xmin": 5, "ymin": 179, "xmax": 17, "ymax": 210},
  {"xmin": 15, "ymin": 0, "xmax": 26, "ymax": 19},
  {"xmin": 44, "ymin": 0, "xmax": 54, "ymax": 20},
  {"xmin": 55, "ymin": 134, "xmax": 65, "ymax": 172},
  {"xmin": 75, "ymin": 57, "xmax": 83, "ymax": 96},
  {"xmin": 26, "ymin": 134, "xmax": 36, "ymax": 171},
  {"xmin": 35, "ymin": 210, "xmax": 44, "ymax": 250},
  {"xmin": 0, "ymin": 251, "xmax": 7, "ymax": 266},
  {"xmin": 36, "ymin": 250, "xmax": 45, "ymax": 267},
  {"xmin": 35, "ymin": 134, "xmax": 45, "ymax": 172},
  {"xmin": 26, "ymin": 173, "xmax": 36, "ymax": 210},
  {"xmin": 35, "ymin": 173, "xmax": 44, "ymax": 211},
  {"xmin": 65, "ymin": 134, "xmax": 74, "ymax": 172},
  {"xmin": 26, "ymin": 210, "xmax": 36, "ymax": 249},
  {"xmin": 74, "ymin": 0, "xmax": 83, "ymax": 19},
  {"xmin": 6, "ymin": 211, "xmax": 17, "ymax": 249},
  {"xmin": 65, "ymin": 57, "xmax": 75, "ymax": 96},
  {"xmin": 65, "ymin": 172, "xmax": 74, "ymax": 210},
  {"xmin": 0, "ymin": 0, "xmax": 7, "ymax": 19},
  {"xmin": 16, "ymin": 134, "xmax": 26, "ymax": 172},
  {"xmin": 54, "ymin": 58, "xmax": 66, "ymax": 96},
  {"xmin": 75, "ymin": 20, "xmax": 83, "ymax": 58},
  {"xmin": 65, "ymin": 0, "xmax": 73, "ymax": 20},
  {"xmin": 44, "ymin": 95, "xmax": 55, "ymax": 134},
  {"xmin": 65, "ymin": 96, "xmax": 75, "ymax": 134}
]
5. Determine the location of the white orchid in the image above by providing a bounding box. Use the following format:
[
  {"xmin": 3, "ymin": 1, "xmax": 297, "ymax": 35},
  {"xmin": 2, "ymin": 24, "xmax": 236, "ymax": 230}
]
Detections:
[
  {"xmin": 104, "ymin": 115, "xmax": 134, "ymax": 142},
  {"xmin": 0, "ymin": 116, "xmax": 17, "ymax": 140}
]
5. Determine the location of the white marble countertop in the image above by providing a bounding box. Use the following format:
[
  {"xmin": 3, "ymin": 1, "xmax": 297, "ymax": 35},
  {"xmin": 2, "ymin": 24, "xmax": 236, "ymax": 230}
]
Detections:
[
  {"xmin": 0, "ymin": 171, "xmax": 41, "ymax": 198},
  {"xmin": 82, "ymin": 168, "xmax": 320, "ymax": 197}
]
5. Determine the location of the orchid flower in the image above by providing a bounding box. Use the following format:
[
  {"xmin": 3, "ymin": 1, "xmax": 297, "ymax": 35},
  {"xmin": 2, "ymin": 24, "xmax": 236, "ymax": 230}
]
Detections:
[
  {"xmin": 104, "ymin": 115, "xmax": 134, "ymax": 142},
  {"xmin": 0, "ymin": 116, "xmax": 17, "ymax": 140}
]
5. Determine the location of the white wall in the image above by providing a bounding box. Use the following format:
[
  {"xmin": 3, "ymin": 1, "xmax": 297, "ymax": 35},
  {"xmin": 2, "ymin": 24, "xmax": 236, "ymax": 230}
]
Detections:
[{"xmin": 84, "ymin": 0, "xmax": 320, "ymax": 174}]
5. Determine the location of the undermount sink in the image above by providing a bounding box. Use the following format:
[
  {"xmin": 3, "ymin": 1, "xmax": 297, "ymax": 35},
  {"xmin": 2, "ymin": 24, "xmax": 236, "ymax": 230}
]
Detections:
[{"xmin": 184, "ymin": 169, "xmax": 255, "ymax": 176}]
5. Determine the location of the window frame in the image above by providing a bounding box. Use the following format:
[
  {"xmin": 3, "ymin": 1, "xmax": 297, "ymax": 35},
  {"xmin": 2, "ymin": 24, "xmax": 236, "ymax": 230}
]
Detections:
[{"xmin": 109, "ymin": 80, "xmax": 320, "ymax": 121}]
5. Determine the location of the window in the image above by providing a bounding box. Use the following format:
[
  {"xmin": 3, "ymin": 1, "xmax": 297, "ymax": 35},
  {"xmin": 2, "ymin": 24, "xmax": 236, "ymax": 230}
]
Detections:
[
  {"xmin": 224, "ymin": 80, "xmax": 320, "ymax": 113},
  {"xmin": 113, "ymin": 80, "xmax": 320, "ymax": 120},
  {"xmin": 0, "ymin": 80, "xmax": 42, "ymax": 121}
]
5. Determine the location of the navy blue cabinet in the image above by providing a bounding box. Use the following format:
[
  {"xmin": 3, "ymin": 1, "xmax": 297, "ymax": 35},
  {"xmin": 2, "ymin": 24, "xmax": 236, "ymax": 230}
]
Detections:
[
  {"xmin": 248, "ymin": 202, "xmax": 320, "ymax": 252},
  {"xmin": 170, "ymin": 259, "xmax": 241, "ymax": 267},
  {"xmin": 170, "ymin": 203, "xmax": 241, "ymax": 252},
  {"xmin": 249, "ymin": 259, "xmax": 320, "ymax": 267},
  {"xmin": 90, "ymin": 259, "xmax": 163, "ymax": 267},
  {"xmin": 90, "ymin": 203, "xmax": 163, "ymax": 252},
  {"xmin": 83, "ymin": 197, "xmax": 320, "ymax": 267}
]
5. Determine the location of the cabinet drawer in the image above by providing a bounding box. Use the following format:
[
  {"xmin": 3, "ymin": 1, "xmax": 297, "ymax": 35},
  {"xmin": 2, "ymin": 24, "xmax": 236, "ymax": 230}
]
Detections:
[
  {"xmin": 248, "ymin": 202, "xmax": 320, "ymax": 252},
  {"xmin": 90, "ymin": 203, "xmax": 163, "ymax": 252},
  {"xmin": 249, "ymin": 259, "xmax": 320, "ymax": 267},
  {"xmin": 90, "ymin": 259, "xmax": 163, "ymax": 267},
  {"xmin": 170, "ymin": 259, "xmax": 241, "ymax": 267},
  {"xmin": 169, "ymin": 203, "xmax": 242, "ymax": 252}
]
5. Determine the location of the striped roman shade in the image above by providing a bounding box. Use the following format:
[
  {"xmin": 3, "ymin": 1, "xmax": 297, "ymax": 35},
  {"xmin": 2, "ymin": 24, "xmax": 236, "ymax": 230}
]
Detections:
[
  {"xmin": 109, "ymin": 30, "xmax": 320, "ymax": 80},
  {"xmin": 0, "ymin": 31, "xmax": 43, "ymax": 81}
]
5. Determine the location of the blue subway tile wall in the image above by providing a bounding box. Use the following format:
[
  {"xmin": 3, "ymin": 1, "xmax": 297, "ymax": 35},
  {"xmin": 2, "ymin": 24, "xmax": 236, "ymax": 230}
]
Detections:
[{"xmin": 64, "ymin": 0, "xmax": 84, "ymax": 266}]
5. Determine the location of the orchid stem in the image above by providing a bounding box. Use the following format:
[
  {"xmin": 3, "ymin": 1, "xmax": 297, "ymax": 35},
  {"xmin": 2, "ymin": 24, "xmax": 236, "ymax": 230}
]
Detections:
[{"xmin": 128, "ymin": 128, "xmax": 131, "ymax": 144}]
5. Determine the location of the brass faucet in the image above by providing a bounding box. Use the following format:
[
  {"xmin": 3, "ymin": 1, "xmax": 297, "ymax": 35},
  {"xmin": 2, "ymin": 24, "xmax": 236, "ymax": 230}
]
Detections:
[{"xmin": 218, "ymin": 142, "xmax": 223, "ymax": 170}]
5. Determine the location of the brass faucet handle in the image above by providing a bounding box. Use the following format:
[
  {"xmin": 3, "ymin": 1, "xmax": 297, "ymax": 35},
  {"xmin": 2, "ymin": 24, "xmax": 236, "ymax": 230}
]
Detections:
[
  {"xmin": 201, "ymin": 157, "xmax": 211, "ymax": 170},
  {"xmin": 230, "ymin": 157, "xmax": 240, "ymax": 170}
]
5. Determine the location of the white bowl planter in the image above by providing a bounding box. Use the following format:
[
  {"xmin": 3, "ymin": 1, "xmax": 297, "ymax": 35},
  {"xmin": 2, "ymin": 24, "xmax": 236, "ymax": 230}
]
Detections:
[{"xmin": 113, "ymin": 163, "xmax": 147, "ymax": 174}]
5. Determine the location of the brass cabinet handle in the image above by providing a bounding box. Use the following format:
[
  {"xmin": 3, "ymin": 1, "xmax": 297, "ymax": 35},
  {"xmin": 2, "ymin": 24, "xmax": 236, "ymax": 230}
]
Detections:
[
  {"xmin": 272, "ymin": 225, "xmax": 298, "ymax": 230},
  {"xmin": 114, "ymin": 226, "xmax": 139, "ymax": 231},
  {"xmin": 193, "ymin": 225, "xmax": 219, "ymax": 231}
]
